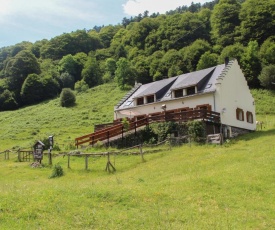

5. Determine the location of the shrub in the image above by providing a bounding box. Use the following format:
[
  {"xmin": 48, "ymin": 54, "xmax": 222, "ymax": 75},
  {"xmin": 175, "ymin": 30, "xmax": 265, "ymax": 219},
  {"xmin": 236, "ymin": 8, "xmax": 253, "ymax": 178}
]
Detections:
[
  {"xmin": 60, "ymin": 88, "xmax": 76, "ymax": 107},
  {"xmin": 49, "ymin": 164, "xmax": 64, "ymax": 178},
  {"xmin": 187, "ymin": 120, "xmax": 205, "ymax": 143}
]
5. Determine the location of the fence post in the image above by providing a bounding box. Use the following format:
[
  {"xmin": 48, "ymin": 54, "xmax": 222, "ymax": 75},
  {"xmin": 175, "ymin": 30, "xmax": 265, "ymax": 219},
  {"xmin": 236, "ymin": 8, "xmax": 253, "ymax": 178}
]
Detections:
[
  {"xmin": 18, "ymin": 149, "xmax": 21, "ymax": 162},
  {"xmin": 139, "ymin": 144, "xmax": 145, "ymax": 162},
  {"xmin": 67, "ymin": 154, "xmax": 71, "ymax": 168},
  {"xmin": 48, "ymin": 148, "xmax": 52, "ymax": 166},
  {"xmin": 85, "ymin": 154, "xmax": 89, "ymax": 170}
]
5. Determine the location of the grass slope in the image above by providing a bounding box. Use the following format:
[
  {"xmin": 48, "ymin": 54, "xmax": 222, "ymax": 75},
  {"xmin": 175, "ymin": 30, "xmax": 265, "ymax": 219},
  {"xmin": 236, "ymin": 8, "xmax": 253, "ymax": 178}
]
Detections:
[{"xmin": 0, "ymin": 82, "xmax": 127, "ymax": 150}]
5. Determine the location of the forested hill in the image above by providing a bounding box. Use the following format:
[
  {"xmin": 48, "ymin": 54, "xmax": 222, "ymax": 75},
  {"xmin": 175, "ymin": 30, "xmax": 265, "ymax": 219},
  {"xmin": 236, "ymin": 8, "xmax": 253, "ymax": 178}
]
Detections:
[{"xmin": 0, "ymin": 0, "xmax": 274, "ymax": 111}]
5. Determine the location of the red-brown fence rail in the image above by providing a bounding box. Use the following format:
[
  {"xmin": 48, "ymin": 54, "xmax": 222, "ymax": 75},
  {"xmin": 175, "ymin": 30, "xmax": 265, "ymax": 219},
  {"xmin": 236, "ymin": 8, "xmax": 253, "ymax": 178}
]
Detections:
[{"xmin": 75, "ymin": 109, "xmax": 220, "ymax": 148}]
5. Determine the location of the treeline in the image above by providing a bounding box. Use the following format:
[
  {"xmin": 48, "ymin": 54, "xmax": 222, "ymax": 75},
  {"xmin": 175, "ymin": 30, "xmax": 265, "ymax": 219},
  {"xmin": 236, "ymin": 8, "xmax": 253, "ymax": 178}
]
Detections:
[{"xmin": 0, "ymin": 0, "xmax": 274, "ymax": 111}]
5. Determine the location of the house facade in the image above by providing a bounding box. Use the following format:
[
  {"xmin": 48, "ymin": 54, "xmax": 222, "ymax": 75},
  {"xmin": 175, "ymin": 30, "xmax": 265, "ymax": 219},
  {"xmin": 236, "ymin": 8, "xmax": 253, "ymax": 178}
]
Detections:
[{"xmin": 114, "ymin": 59, "xmax": 256, "ymax": 137}]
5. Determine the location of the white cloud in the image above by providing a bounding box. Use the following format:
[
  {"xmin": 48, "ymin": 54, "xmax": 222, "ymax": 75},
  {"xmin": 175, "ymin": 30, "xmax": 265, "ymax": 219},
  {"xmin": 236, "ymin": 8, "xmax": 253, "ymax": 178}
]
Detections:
[
  {"xmin": 0, "ymin": 0, "xmax": 101, "ymax": 25},
  {"xmin": 123, "ymin": 0, "xmax": 211, "ymax": 16}
]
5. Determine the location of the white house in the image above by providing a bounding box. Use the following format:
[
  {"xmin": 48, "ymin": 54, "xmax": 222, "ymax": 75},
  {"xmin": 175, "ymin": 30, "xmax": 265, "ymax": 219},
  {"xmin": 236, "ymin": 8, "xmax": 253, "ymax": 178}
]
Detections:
[{"xmin": 114, "ymin": 59, "xmax": 256, "ymax": 137}]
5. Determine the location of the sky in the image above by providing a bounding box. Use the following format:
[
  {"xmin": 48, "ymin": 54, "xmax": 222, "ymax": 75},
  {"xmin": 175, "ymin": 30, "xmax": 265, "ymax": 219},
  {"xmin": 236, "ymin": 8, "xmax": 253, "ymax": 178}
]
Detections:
[{"xmin": 0, "ymin": 0, "xmax": 211, "ymax": 48}]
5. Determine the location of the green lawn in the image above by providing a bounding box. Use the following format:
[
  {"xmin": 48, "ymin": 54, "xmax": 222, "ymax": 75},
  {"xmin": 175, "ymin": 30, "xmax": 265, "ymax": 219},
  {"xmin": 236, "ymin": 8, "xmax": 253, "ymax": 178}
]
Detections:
[{"xmin": 0, "ymin": 85, "xmax": 274, "ymax": 229}]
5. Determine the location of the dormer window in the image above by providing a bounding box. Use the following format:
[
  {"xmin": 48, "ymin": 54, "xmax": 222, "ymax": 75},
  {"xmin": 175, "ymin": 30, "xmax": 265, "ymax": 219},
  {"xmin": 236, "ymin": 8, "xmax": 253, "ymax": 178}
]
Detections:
[
  {"xmin": 175, "ymin": 89, "xmax": 183, "ymax": 98},
  {"xmin": 146, "ymin": 95, "xmax": 154, "ymax": 103},
  {"xmin": 186, "ymin": 86, "xmax": 195, "ymax": 95},
  {"xmin": 137, "ymin": 97, "xmax": 144, "ymax": 105}
]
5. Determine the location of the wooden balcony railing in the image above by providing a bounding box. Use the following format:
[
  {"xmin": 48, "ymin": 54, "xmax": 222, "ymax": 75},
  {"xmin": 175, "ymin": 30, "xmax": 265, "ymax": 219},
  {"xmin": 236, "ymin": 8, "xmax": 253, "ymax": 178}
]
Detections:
[{"xmin": 75, "ymin": 109, "xmax": 220, "ymax": 148}]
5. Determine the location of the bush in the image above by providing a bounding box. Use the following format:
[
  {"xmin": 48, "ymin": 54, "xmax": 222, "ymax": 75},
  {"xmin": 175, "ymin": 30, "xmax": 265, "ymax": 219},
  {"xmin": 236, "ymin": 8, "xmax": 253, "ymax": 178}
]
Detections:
[
  {"xmin": 49, "ymin": 164, "xmax": 64, "ymax": 178},
  {"xmin": 187, "ymin": 120, "xmax": 205, "ymax": 143},
  {"xmin": 60, "ymin": 88, "xmax": 76, "ymax": 107}
]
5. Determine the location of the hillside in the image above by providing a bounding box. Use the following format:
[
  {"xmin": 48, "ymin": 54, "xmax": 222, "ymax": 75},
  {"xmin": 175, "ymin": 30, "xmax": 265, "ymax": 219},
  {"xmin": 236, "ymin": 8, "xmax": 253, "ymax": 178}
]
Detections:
[{"xmin": 0, "ymin": 82, "xmax": 127, "ymax": 150}]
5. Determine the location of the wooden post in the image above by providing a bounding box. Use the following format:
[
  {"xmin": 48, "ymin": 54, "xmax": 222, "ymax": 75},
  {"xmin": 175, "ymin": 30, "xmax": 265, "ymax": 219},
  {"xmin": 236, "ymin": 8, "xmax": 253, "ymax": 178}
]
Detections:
[
  {"xmin": 67, "ymin": 154, "xmax": 71, "ymax": 168},
  {"xmin": 139, "ymin": 144, "xmax": 145, "ymax": 162},
  {"xmin": 85, "ymin": 154, "xmax": 88, "ymax": 170},
  {"xmin": 105, "ymin": 152, "xmax": 116, "ymax": 173},
  {"xmin": 18, "ymin": 150, "xmax": 21, "ymax": 162},
  {"xmin": 48, "ymin": 148, "xmax": 52, "ymax": 166}
]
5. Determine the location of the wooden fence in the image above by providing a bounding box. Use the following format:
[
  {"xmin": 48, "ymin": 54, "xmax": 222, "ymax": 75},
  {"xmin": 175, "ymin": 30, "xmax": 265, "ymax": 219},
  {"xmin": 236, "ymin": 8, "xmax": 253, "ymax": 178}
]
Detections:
[
  {"xmin": 0, "ymin": 150, "xmax": 10, "ymax": 160},
  {"xmin": 75, "ymin": 109, "xmax": 220, "ymax": 148},
  {"xmin": 63, "ymin": 140, "xmax": 170, "ymax": 172}
]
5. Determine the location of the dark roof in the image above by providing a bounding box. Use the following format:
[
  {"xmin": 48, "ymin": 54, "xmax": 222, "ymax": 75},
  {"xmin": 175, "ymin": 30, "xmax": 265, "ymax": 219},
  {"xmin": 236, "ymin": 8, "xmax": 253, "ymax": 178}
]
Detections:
[
  {"xmin": 133, "ymin": 77, "xmax": 177, "ymax": 98},
  {"xmin": 117, "ymin": 63, "xmax": 227, "ymax": 109},
  {"xmin": 170, "ymin": 67, "xmax": 216, "ymax": 90}
]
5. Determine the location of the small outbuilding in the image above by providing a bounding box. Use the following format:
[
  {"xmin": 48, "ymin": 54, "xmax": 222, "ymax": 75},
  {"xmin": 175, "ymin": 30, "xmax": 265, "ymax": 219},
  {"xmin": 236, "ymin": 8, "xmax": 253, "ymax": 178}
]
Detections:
[{"xmin": 33, "ymin": 141, "xmax": 45, "ymax": 163}]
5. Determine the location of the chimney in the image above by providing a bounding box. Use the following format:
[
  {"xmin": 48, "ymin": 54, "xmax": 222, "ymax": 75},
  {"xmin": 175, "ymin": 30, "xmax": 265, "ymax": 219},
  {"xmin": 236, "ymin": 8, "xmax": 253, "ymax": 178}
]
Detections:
[{"xmin": 224, "ymin": 57, "xmax": 229, "ymax": 66}]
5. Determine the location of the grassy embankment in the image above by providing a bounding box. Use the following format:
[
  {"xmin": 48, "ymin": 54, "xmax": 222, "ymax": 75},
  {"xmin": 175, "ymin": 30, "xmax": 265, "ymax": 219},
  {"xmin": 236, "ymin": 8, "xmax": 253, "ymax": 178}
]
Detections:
[{"xmin": 0, "ymin": 85, "xmax": 274, "ymax": 229}]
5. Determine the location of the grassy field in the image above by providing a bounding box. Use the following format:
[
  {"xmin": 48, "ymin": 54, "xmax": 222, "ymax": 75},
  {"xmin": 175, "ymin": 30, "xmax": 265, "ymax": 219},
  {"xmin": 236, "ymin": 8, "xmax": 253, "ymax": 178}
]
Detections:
[
  {"xmin": 0, "ymin": 85, "xmax": 274, "ymax": 229},
  {"xmin": 0, "ymin": 82, "xmax": 127, "ymax": 150}
]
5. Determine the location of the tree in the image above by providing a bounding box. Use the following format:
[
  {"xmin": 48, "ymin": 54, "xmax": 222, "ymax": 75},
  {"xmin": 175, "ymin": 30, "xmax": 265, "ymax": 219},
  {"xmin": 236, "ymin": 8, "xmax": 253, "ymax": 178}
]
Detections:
[
  {"xmin": 41, "ymin": 75, "xmax": 60, "ymax": 99},
  {"xmin": 81, "ymin": 56, "xmax": 102, "ymax": 88},
  {"xmin": 210, "ymin": 0, "xmax": 241, "ymax": 46},
  {"xmin": 240, "ymin": 41, "xmax": 261, "ymax": 88},
  {"xmin": 21, "ymin": 73, "xmax": 59, "ymax": 105},
  {"xmin": 196, "ymin": 52, "xmax": 219, "ymax": 70},
  {"xmin": 58, "ymin": 54, "xmax": 78, "ymax": 77},
  {"xmin": 103, "ymin": 58, "xmax": 117, "ymax": 83},
  {"xmin": 5, "ymin": 50, "xmax": 41, "ymax": 97},
  {"xmin": 72, "ymin": 52, "xmax": 88, "ymax": 82},
  {"xmin": 239, "ymin": 0, "xmax": 275, "ymax": 45},
  {"xmin": 133, "ymin": 56, "xmax": 152, "ymax": 84},
  {"xmin": 115, "ymin": 58, "xmax": 136, "ymax": 89},
  {"xmin": 258, "ymin": 65, "xmax": 275, "ymax": 90},
  {"xmin": 98, "ymin": 25, "xmax": 122, "ymax": 48},
  {"xmin": 59, "ymin": 72, "xmax": 75, "ymax": 89},
  {"xmin": 219, "ymin": 43, "xmax": 245, "ymax": 63},
  {"xmin": 0, "ymin": 89, "xmax": 18, "ymax": 111},
  {"xmin": 181, "ymin": 39, "xmax": 211, "ymax": 72},
  {"xmin": 259, "ymin": 37, "xmax": 275, "ymax": 66},
  {"xmin": 60, "ymin": 88, "xmax": 76, "ymax": 107},
  {"xmin": 73, "ymin": 30, "xmax": 103, "ymax": 54},
  {"xmin": 20, "ymin": 73, "xmax": 44, "ymax": 105}
]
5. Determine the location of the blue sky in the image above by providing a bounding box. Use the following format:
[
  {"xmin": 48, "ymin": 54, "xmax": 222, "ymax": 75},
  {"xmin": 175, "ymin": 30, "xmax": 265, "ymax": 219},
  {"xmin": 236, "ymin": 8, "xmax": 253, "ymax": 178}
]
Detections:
[{"xmin": 0, "ymin": 0, "xmax": 211, "ymax": 48}]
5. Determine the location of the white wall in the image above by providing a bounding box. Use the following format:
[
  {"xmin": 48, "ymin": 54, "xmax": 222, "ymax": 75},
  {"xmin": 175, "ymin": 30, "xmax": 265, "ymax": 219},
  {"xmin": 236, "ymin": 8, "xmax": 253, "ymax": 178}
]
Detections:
[{"xmin": 215, "ymin": 60, "xmax": 256, "ymax": 130}]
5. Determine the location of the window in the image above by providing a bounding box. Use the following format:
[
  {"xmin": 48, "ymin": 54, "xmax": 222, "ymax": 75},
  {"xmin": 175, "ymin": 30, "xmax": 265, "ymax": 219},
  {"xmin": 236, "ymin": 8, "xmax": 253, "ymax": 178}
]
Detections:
[
  {"xmin": 246, "ymin": 111, "xmax": 253, "ymax": 123},
  {"xmin": 186, "ymin": 86, "xmax": 195, "ymax": 95},
  {"xmin": 147, "ymin": 95, "xmax": 154, "ymax": 103},
  {"xmin": 137, "ymin": 97, "xmax": 144, "ymax": 105},
  {"xmin": 174, "ymin": 89, "xmax": 183, "ymax": 98},
  {"xmin": 236, "ymin": 108, "xmax": 244, "ymax": 121}
]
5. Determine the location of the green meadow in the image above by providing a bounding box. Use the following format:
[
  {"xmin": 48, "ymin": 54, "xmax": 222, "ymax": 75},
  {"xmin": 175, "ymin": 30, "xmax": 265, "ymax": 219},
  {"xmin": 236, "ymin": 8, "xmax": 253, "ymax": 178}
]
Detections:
[{"xmin": 0, "ymin": 83, "xmax": 275, "ymax": 229}]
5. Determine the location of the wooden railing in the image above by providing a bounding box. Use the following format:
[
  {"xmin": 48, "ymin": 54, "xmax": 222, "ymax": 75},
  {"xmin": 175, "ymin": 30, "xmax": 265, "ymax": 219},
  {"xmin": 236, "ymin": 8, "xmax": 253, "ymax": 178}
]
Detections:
[{"xmin": 75, "ymin": 109, "xmax": 220, "ymax": 148}]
